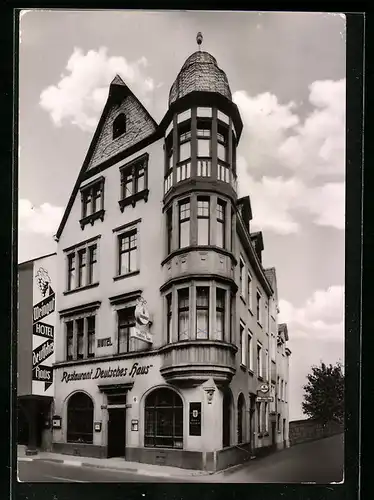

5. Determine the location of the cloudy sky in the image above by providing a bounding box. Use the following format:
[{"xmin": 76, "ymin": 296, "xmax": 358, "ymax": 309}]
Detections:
[{"xmin": 18, "ymin": 10, "xmax": 346, "ymax": 420}]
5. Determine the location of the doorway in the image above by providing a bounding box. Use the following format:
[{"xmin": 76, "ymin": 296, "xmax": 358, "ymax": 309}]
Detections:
[{"xmin": 107, "ymin": 409, "xmax": 126, "ymax": 458}]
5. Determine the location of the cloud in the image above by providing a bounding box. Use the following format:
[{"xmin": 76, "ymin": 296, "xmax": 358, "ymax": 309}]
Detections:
[
  {"xmin": 19, "ymin": 199, "xmax": 64, "ymax": 236},
  {"xmin": 237, "ymin": 156, "xmax": 345, "ymax": 233},
  {"xmin": 278, "ymin": 285, "xmax": 344, "ymax": 341},
  {"xmin": 40, "ymin": 47, "xmax": 156, "ymax": 132},
  {"xmin": 233, "ymin": 78, "xmax": 345, "ymax": 178}
]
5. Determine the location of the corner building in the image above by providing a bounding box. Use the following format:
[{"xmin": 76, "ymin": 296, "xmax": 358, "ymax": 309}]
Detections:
[{"xmin": 52, "ymin": 45, "xmax": 291, "ymax": 471}]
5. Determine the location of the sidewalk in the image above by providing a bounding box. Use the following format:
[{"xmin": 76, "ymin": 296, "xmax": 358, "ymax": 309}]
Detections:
[{"xmin": 17, "ymin": 445, "xmax": 214, "ymax": 480}]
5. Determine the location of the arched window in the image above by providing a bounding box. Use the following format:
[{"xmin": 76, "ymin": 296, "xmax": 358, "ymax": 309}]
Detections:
[
  {"xmin": 144, "ymin": 388, "xmax": 183, "ymax": 449},
  {"xmin": 67, "ymin": 392, "xmax": 94, "ymax": 444},
  {"xmin": 113, "ymin": 113, "xmax": 126, "ymax": 139},
  {"xmin": 237, "ymin": 393, "xmax": 246, "ymax": 444}
]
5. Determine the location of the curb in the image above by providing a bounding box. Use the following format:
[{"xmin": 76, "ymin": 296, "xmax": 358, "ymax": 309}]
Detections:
[{"xmin": 18, "ymin": 456, "xmax": 212, "ymax": 479}]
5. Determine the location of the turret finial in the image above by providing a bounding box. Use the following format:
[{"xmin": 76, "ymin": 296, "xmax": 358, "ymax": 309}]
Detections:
[{"xmin": 196, "ymin": 32, "xmax": 203, "ymax": 50}]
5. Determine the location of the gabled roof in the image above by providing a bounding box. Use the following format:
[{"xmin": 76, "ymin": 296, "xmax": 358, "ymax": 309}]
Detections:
[{"xmin": 55, "ymin": 75, "xmax": 158, "ymax": 241}]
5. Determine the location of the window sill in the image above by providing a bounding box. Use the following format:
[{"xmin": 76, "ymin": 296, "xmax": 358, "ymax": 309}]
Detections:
[
  {"xmin": 64, "ymin": 282, "xmax": 99, "ymax": 295},
  {"xmin": 118, "ymin": 189, "xmax": 149, "ymax": 212},
  {"xmin": 80, "ymin": 209, "xmax": 105, "ymax": 229},
  {"xmin": 240, "ymin": 363, "xmax": 247, "ymax": 371},
  {"xmin": 113, "ymin": 270, "xmax": 140, "ymax": 282}
]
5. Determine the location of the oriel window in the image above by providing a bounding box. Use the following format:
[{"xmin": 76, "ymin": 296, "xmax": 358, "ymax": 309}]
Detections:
[
  {"xmin": 178, "ymin": 288, "xmax": 189, "ymax": 341},
  {"xmin": 216, "ymin": 288, "xmax": 225, "ymax": 340},
  {"xmin": 166, "ymin": 293, "xmax": 172, "ymax": 343},
  {"xmin": 197, "ymin": 198, "xmax": 210, "ymax": 245},
  {"xmin": 216, "ymin": 200, "xmax": 226, "ymax": 248},
  {"xmin": 196, "ymin": 287, "xmax": 209, "ymax": 339},
  {"xmin": 66, "ymin": 321, "xmax": 74, "ymax": 361},
  {"xmin": 166, "ymin": 208, "xmax": 173, "ymax": 255},
  {"xmin": 179, "ymin": 200, "xmax": 190, "ymax": 248}
]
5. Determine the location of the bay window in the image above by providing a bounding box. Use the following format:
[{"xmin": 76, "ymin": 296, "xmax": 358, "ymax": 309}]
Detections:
[
  {"xmin": 216, "ymin": 200, "xmax": 226, "ymax": 248},
  {"xmin": 77, "ymin": 318, "xmax": 84, "ymax": 359},
  {"xmin": 179, "ymin": 200, "xmax": 190, "ymax": 248},
  {"xmin": 77, "ymin": 249, "xmax": 86, "ymax": 288},
  {"xmin": 257, "ymin": 342, "xmax": 263, "ymax": 379},
  {"xmin": 67, "ymin": 254, "xmax": 75, "ymax": 291},
  {"xmin": 87, "ymin": 316, "xmax": 95, "ymax": 358},
  {"xmin": 166, "ymin": 207, "xmax": 173, "ymax": 254},
  {"xmin": 216, "ymin": 288, "xmax": 225, "ymax": 340},
  {"xmin": 197, "ymin": 198, "xmax": 210, "ymax": 245},
  {"xmin": 196, "ymin": 287, "xmax": 209, "ymax": 339},
  {"xmin": 166, "ymin": 294, "xmax": 172, "ymax": 343},
  {"xmin": 178, "ymin": 288, "xmax": 190, "ymax": 341}
]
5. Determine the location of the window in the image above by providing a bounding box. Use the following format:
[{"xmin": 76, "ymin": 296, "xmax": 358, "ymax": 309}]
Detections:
[
  {"xmin": 144, "ymin": 388, "xmax": 183, "ymax": 448},
  {"xmin": 77, "ymin": 249, "xmax": 86, "ymax": 288},
  {"xmin": 217, "ymin": 131, "xmax": 228, "ymax": 162},
  {"xmin": 197, "ymin": 125, "xmax": 212, "ymax": 177},
  {"xmin": 247, "ymin": 272, "xmax": 252, "ymax": 310},
  {"xmin": 77, "ymin": 318, "xmax": 84, "ymax": 359},
  {"xmin": 256, "ymin": 291, "xmax": 262, "ymax": 324},
  {"xmin": 166, "ymin": 208, "xmax": 173, "ymax": 254},
  {"xmin": 257, "ymin": 343, "xmax": 263, "ymax": 379},
  {"xmin": 66, "ymin": 242, "xmax": 98, "ymax": 292},
  {"xmin": 196, "ymin": 287, "xmax": 209, "ymax": 339},
  {"xmin": 240, "ymin": 258, "xmax": 245, "ymax": 297},
  {"xmin": 118, "ymin": 230, "xmax": 137, "ymax": 276},
  {"xmin": 179, "ymin": 200, "xmax": 190, "ymax": 248},
  {"xmin": 67, "ymin": 254, "xmax": 76, "ymax": 291},
  {"xmin": 197, "ymin": 198, "xmax": 210, "ymax": 245},
  {"xmin": 119, "ymin": 154, "xmax": 149, "ymax": 210},
  {"xmin": 247, "ymin": 331, "xmax": 253, "ymax": 371},
  {"xmin": 257, "ymin": 402, "xmax": 262, "ymax": 433},
  {"xmin": 196, "ymin": 107, "xmax": 212, "ymax": 117},
  {"xmin": 285, "ymin": 382, "xmax": 288, "ymax": 403},
  {"xmin": 87, "ymin": 316, "xmax": 95, "ymax": 358},
  {"xmin": 264, "ymin": 402, "xmax": 269, "ymax": 432},
  {"xmin": 240, "ymin": 323, "xmax": 246, "ymax": 365},
  {"xmin": 118, "ymin": 307, "xmax": 135, "ymax": 354},
  {"xmin": 216, "ymin": 200, "xmax": 226, "ymax": 248},
  {"xmin": 179, "ymin": 130, "xmax": 191, "ymax": 162},
  {"xmin": 277, "ymin": 376, "xmax": 281, "ymax": 400},
  {"xmin": 66, "ymin": 321, "xmax": 73, "ymax": 361},
  {"xmin": 164, "ymin": 144, "xmax": 173, "ymax": 194},
  {"xmin": 237, "ymin": 394, "xmax": 245, "ymax": 444},
  {"xmin": 67, "ymin": 393, "xmax": 94, "ymax": 444},
  {"xmin": 265, "ymin": 349, "xmax": 269, "ymax": 381},
  {"xmin": 87, "ymin": 245, "xmax": 97, "ymax": 285},
  {"xmin": 166, "ymin": 294, "xmax": 172, "ymax": 343},
  {"xmin": 113, "ymin": 113, "xmax": 126, "ymax": 139},
  {"xmin": 178, "ymin": 288, "xmax": 189, "ymax": 340},
  {"xmin": 216, "ymin": 288, "xmax": 225, "ymax": 340},
  {"xmin": 81, "ymin": 178, "xmax": 105, "ymax": 221}
]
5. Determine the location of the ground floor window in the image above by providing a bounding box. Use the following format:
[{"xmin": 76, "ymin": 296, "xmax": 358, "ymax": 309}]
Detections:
[
  {"xmin": 67, "ymin": 392, "xmax": 94, "ymax": 444},
  {"xmin": 144, "ymin": 388, "xmax": 183, "ymax": 449}
]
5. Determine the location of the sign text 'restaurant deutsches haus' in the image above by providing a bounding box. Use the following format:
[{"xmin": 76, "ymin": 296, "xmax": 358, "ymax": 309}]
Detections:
[{"xmin": 61, "ymin": 362, "xmax": 154, "ymax": 383}]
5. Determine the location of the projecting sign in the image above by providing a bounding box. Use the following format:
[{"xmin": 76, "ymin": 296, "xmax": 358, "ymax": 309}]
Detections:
[
  {"xmin": 131, "ymin": 297, "xmax": 152, "ymax": 344},
  {"xmin": 32, "ymin": 262, "xmax": 56, "ymax": 394},
  {"xmin": 189, "ymin": 402, "xmax": 202, "ymax": 436}
]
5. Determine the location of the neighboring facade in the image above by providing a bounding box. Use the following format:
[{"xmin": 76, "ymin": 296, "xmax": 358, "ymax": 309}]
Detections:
[
  {"xmin": 17, "ymin": 253, "xmax": 57, "ymax": 454},
  {"xmin": 51, "ymin": 41, "xmax": 290, "ymax": 470}
]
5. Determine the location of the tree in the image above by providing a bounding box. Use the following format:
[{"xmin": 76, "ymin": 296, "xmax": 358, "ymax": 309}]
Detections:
[{"xmin": 302, "ymin": 361, "xmax": 344, "ymax": 423}]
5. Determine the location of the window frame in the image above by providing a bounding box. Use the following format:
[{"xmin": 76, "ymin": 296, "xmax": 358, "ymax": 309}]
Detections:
[
  {"xmin": 196, "ymin": 286, "xmax": 210, "ymax": 340},
  {"xmin": 177, "ymin": 288, "xmax": 190, "ymax": 341},
  {"xmin": 257, "ymin": 342, "xmax": 263, "ymax": 379},
  {"xmin": 215, "ymin": 288, "xmax": 225, "ymax": 341},
  {"xmin": 80, "ymin": 177, "xmax": 105, "ymax": 228},
  {"xmin": 247, "ymin": 271, "xmax": 253, "ymax": 311},
  {"xmin": 240, "ymin": 322, "xmax": 246, "ymax": 366},
  {"xmin": 256, "ymin": 289, "xmax": 262, "ymax": 325},
  {"xmin": 178, "ymin": 199, "xmax": 191, "ymax": 249},
  {"xmin": 113, "ymin": 113, "xmax": 126, "ymax": 139},
  {"xmin": 65, "ymin": 240, "xmax": 100, "ymax": 293},
  {"xmin": 119, "ymin": 153, "xmax": 149, "ymax": 211},
  {"xmin": 117, "ymin": 229, "xmax": 138, "ymax": 277},
  {"xmin": 166, "ymin": 293, "xmax": 173, "ymax": 344},
  {"xmin": 216, "ymin": 199, "xmax": 226, "ymax": 249},
  {"xmin": 197, "ymin": 197, "xmax": 210, "ymax": 246},
  {"xmin": 63, "ymin": 311, "xmax": 98, "ymax": 362}
]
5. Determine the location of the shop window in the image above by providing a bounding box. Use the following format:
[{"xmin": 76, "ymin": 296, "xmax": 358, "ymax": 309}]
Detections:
[
  {"xmin": 66, "ymin": 241, "xmax": 98, "ymax": 292},
  {"xmin": 216, "ymin": 200, "xmax": 226, "ymax": 248},
  {"xmin": 196, "ymin": 286, "xmax": 209, "ymax": 339},
  {"xmin": 113, "ymin": 113, "xmax": 126, "ymax": 139},
  {"xmin": 178, "ymin": 200, "xmax": 190, "ymax": 248},
  {"xmin": 144, "ymin": 388, "xmax": 183, "ymax": 449},
  {"xmin": 118, "ymin": 230, "xmax": 138, "ymax": 276},
  {"xmin": 164, "ymin": 136, "xmax": 173, "ymax": 194},
  {"xmin": 197, "ymin": 198, "xmax": 210, "ymax": 245},
  {"xmin": 118, "ymin": 307, "xmax": 135, "ymax": 354},
  {"xmin": 217, "ymin": 163, "xmax": 230, "ymax": 183},
  {"xmin": 178, "ymin": 288, "xmax": 189, "ymax": 341},
  {"xmin": 80, "ymin": 178, "xmax": 105, "ymax": 228},
  {"xmin": 87, "ymin": 316, "xmax": 95, "ymax": 358},
  {"xmin": 197, "ymin": 125, "xmax": 211, "ymax": 177},
  {"xmin": 119, "ymin": 154, "xmax": 149, "ymax": 210},
  {"xmin": 216, "ymin": 288, "xmax": 225, "ymax": 340},
  {"xmin": 237, "ymin": 393, "xmax": 245, "ymax": 444},
  {"xmin": 67, "ymin": 392, "xmax": 94, "ymax": 444},
  {"xmin": 264, "ymin": 403, "xmax": 269, "ymax": 433}
]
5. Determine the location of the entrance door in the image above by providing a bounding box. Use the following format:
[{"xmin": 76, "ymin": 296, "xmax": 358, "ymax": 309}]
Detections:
[{"xmin": 107, "ymin": 409, "xmax": 126, "ymax": 458}]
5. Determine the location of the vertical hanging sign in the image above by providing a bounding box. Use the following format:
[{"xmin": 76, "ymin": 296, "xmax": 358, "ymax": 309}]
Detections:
[{"xmin": 32, "ymin": 256, "xmax": 56, "ymax": 395}]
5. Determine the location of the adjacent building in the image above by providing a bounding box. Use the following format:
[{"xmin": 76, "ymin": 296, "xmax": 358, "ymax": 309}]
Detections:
[
  {"xmin": 17, "ymin": 253, "xmax": 57, "ymax": 454},
  {"xmin": 46, "ymin": 39, "xmax": 290, "ymax": 471}
]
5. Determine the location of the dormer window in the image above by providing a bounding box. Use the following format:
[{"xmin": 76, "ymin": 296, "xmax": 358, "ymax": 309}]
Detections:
[
  {"xmin": 80, "ymin": 177, "xmax": 105, "ymax": 229},
  {"xmin": 113, "ymin": 113, "xmax": 126, "ymax": 139}
]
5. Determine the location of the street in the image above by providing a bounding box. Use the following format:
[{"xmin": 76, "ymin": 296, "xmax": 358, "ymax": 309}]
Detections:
[
  {"xmin": 217, "ymin": 433, "xmax": 344, "ymax": 483},
  {"xmin": 17, "ymin": 433, "xmax": 344, "ymax": 483}
]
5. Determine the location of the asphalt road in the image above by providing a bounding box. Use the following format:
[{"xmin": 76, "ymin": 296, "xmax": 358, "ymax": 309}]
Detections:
[
  {"xmin": 17, "ymin": 460, "xmax": 198, "ymax": 483},
  {"xmin": 216, "ymin": 433, "xmax": 344, "ymax": 483}
]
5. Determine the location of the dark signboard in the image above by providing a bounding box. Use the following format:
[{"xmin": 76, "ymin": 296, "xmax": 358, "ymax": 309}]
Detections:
[{"xmin": 189, "ymin": 402, "xmax": 201, "ymax": 436}]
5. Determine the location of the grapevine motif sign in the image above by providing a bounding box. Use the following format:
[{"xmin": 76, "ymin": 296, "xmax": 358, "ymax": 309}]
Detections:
[{"xmin": 32, "ymin": 265, "xmax": 55, "ymax": 392}]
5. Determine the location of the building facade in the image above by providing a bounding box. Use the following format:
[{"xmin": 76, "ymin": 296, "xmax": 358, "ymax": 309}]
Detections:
[
  {"xmin": 17, "ymin": 253, "xmax": 57, "ymax": 454},
  {"xmin": 51, "ymin": 42, "xmax": 290, "ymax": 471}
]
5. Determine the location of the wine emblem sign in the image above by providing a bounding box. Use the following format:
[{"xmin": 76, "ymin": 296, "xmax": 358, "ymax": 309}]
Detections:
[
  {"xmin": 132, "ymin": 297, "xmax": 152, "ymax": 344},
  {"xmin": 32, "ymin": 258, "xmax": 56, "ymax": 395}
]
